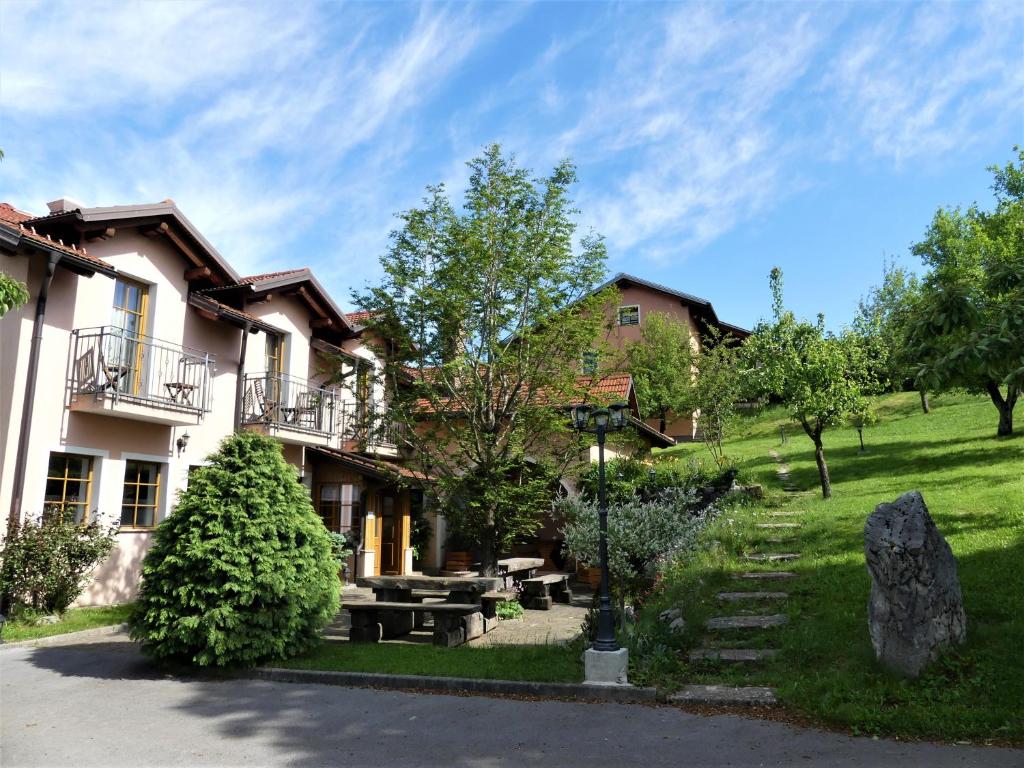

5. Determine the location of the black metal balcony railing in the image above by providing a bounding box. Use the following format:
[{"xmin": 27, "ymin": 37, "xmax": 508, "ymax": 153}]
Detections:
[
  {"xmin": 242, "ymin": 372, "xmax": 337, "ymax": 434},
  {"xmin": 336, "ymin": 400, "xmax": 401, "ymax": 449},
  {"xmin": 70, "ymin": 326, "xmax": 214, "ymax": 413}
]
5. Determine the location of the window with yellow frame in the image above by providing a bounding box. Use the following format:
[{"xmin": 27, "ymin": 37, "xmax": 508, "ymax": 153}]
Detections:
[
  {"xmin": 44, "ymin": 453, "xmax": 94, "ymax": 524},
  {"xmin": 121, "ymin": 460, "xmax": 161, "ymax": 529}
]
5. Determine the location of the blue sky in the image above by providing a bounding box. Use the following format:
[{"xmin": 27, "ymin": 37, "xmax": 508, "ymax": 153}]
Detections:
[{"xmin": 1, "ymin": 1, "xmax": 1021, "ymax": 331}]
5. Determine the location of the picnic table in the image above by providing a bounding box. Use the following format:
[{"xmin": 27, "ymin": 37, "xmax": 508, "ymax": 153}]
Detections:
[
  {"xmin": 357, "ymin": 574, "xmax": 503, "ymax": 604},
  {"xmin": 496, "ymin": 557, "xmax": 543, "ymax": 589}
]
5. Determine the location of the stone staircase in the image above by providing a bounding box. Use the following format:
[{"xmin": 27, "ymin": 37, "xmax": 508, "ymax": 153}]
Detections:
[{"xmin": 670, "ymin": 450, "xmax": 802, "ymax": 707}]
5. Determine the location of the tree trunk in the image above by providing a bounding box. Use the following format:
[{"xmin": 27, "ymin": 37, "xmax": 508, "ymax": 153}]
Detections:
[
  {"xmin": 985, "ymin": 382, "xmax": 1017, "ymax": 437},
  {"xmin": 919, "ymin": 389, "xmax": 930, "ymax": 414},
  {"xmin": 814, "ymin": 439, "xmax": 832, "ymax": 499},
  {"xmin": 659, "ymin": 411, "xmax": 667, "ymax": 436}
]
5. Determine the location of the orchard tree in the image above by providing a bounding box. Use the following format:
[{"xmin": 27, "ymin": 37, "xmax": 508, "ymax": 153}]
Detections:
[
  {"xmin": 907, "ymin": 148, "xmax": 1024, "ymax": 437},
  {"xmin": 691, "ymin": 328, "xmax": 744, "ymax": 469},
  {"xmin": 745, "ymin": 268, "xmax": 871, "ymax": 498},
  {"xmin": 0, "ymin": 273, "xmax": 29, "ymax": 317},
  {"xmin": 356, "ymin": 145, "xmax": 608, "ymax": 574},
  {"xmin": 626, "ymin": 311, "xmax": 695, "ymax": 435},
  {"xmin": 853, "ymin": 259, "xmax": 928, "ymax": 411}
]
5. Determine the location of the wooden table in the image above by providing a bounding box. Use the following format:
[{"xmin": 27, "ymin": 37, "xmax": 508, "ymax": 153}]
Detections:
[
  {"xmin": 496, "ymin": 557, "xmax": 543, "ymax": 589},
  {"xmin": 357, "ymin": 574, "xmax": 504, "ymax": 605}
]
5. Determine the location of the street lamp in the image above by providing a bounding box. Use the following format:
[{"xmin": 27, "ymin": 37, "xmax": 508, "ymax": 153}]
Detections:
[{"xmin": 569, "ymin": 401, "xmax": 629, "ymax": 655}]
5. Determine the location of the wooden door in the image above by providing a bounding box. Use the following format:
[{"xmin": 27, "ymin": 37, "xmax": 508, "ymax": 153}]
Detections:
[
  {"xmin": 110, "ymin": 277, "xmax": 148, "ymax": 395},
  {"xmin": 380, "ymin": 494, "xmax": 398, "ymax": 574}
]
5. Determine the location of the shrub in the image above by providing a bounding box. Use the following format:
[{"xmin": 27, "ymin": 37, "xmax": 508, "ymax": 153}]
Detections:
[
  {"xmin": 559, "ymin": 488, "xmax": 717, "ymax": 612},
  {"xmin": 130, "ymin": 432, "xmax": 339, "ymax": 667},
  {"xmin": 496, "ymin": 599, "xmax": 525, "ymax": 620},
  {"xmin": 0, "ymin": 512, "xmax": 118, "ymax": 615},
  {"xmin": 575, "ymin": 457, "xmax": 720, "ymax": 505}
]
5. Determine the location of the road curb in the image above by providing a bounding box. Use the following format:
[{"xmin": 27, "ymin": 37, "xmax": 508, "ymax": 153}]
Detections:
[
  {"xmin": 246, "ymin": 666, "xmax": 662, "ymax": 703},
  {"xmin": 0, "ymin": 623, "xmax": 130, "ymax": 650}
]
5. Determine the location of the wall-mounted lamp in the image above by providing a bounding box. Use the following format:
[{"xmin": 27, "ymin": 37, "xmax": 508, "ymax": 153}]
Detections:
[{"xmin": 176, "ymin": 432, "xmax": 191, "ymax": 457}]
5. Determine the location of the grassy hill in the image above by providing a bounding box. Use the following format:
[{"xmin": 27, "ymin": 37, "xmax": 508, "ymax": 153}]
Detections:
[{"xmin": 646, "ymin": 391, "xmax": 1023, "ymax": 743}]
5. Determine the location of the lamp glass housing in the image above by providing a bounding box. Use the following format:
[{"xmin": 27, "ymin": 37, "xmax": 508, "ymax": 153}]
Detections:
[
  {"xmin": 609, "ymin": 403, "xmax": 628, "ymax": 429},
  {"xmin": 592, "ymin": 408, "xmax": 610, "ymax": 428},
  {"xmin": 571, "ymin": 404, "xmax": 592, "ymax": 430}
]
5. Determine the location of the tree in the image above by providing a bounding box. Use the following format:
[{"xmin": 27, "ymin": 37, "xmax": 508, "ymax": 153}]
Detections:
[
  {"xmin": 745, "ymin": 268, "xmax": 871, "ymax": 498},
  {"xmin": 907, "ymin": 148, "xmax": 1024, "ymax": 437},
  {"xmin": 0, "ymin": 273, "xmax": 29, "ymax": 317},
  {"xmin": 853, "ymin": 259, "xmax": 928, "ymax": 411},
  {"xmin": 626, "ymin": 311, "xmax": 695, "ymax": 434},
  {"xmin": 356, "ymin": 145, "xmax": 608, "ymax": 574},
  {"xmin": 130, "ymin": 432, "xmax": 339, "ymax": 667},
  {"xmin": 690, "ymin": 328, "xmax": 744, "ymax": 469}
]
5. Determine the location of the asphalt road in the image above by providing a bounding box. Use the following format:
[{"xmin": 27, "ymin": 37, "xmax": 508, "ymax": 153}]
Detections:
[{"xmin": 1, "ymin": 640, "xmax": 1019, "ymax": 768}]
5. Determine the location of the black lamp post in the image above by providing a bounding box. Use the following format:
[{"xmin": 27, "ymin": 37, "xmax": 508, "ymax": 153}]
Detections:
[{"xmin": 570, "ymin": 401, "xmax": 629, "ymax": 652}]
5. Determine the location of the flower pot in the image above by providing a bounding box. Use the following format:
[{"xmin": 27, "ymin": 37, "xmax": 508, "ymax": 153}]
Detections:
[
  {"xmin": 445, "ymin": 550, "xmax": 475, "ymax": 571},
  {"xmin": 576, "ymin": 565, "xmax": 602, "ymax": 589}
]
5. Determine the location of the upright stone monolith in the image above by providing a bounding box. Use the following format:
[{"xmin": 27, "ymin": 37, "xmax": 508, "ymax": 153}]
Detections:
[{"xmin": 864, "ymin": 491, "xmax": 966, "ymax": 677}]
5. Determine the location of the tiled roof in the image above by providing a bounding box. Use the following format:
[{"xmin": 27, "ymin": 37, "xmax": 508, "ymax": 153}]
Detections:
[
  {"xmin": 238, "ymin": 268, "xmax": 309, "ymax": 285},
  {"xmin": 344, "ymin": 310, "xmax": 374, "ymax": 324},
  {"xmin": 0, "ymin": 202, "xmax": 33, "ymax": 224},
  {"xmin": 189, "ymin": 294, "xmax": 275, "ymax": 328},
  {"xmin": 310, "ymin": 447, "xmax": 435, "ymax": 483},
  {"xmin": 0, "ymin": 220, "xmax": 116, "ymax": 272},
  {"xmin": 413, "ymin": 372, "xmax": 634, "ymax": 413}
]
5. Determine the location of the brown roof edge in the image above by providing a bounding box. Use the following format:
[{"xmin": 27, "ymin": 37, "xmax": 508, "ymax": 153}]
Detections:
[
  {"xmin": 629, "ymin": 416, "xmax": 676, "ymax": 449},
  {"xmin": 0, "ymin": 222, "xmax": 117, "ymax": 277},
  {"xmin": 309, "ymin": 447, "xmax": 435, "ymax": 484},
  {"xmin": 187, "ymin": 293, "xmax": 281, "ymax": 335},
  {"xmin": 232, "ymin": 268, "xmax": 355, "ymax": 336}
]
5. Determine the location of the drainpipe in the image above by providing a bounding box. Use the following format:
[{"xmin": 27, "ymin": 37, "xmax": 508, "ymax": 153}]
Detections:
[
  {"xmin": 234, "ymin": 320, "xmax": 252, "ymax": 431},
  {"xmin": 7, "ymin": 251, "xmax": 61, "ymax": 530}
]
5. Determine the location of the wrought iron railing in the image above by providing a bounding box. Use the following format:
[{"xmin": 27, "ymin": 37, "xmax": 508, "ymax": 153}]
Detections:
[
  {"xmin": 337, "ymin": 400, "xmax": 401, "ymax": 449},
  {"xmin": 242, "ymin": 372, "xmax": 337, "ymax": 434},
  {"xmin": 70, "ymin": 326, "xmax": 214, "ymax": 413}
]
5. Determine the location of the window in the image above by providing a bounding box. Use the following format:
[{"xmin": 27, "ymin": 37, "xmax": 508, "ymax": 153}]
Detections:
[
  {"xmin": 265, "ymin": 334, "xmax": 284, "ymax": 375},
  {"xmin": 581, "ymin": 351, "xmax": 599, "ymax": 375},
  {"xmin": 618, "ymin": 305, "xmax": 640, "ymax": 326},
  {"xmin": 121, "ymin": 461, "xmax": 161, "ymax": 529},
  {"xmin": 110, "ymin": 277, "xmax": 149, "ymax": 394},
  {"xmin": 44, "ymin": 453, "xmax": 94, "ymax": 524},
  {"xmin": 317, "ymin": 483, "xmax": 361, "ymax": 539}
]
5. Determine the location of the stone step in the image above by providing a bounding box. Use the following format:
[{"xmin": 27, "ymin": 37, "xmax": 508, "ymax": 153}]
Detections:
[
  {"xmin": 738, "ymin": 572, "xmax": 796, "ymax": 580},
  {"xmin": 764, "ymin": 537, "xmax": 795, "ymax": 544},
  {"xmin": 688, "ymin": 648, "xmax": 779, "ymax": 662},
  {"xmin": 769, "ymin": 511, "xmax": 803, "ymax": 517},
  {"xmin": 756, "ymin": 522, "xmax": 801, "ymax": 529},
  {"xmin": 744, "ymin": 553, "xmax": 800, "ymax": 562},
  {"xmin": 669, "ymin": 684, "xmax": 777, "ymax": 706},
  {"xmin": 707, "ymin": 614, "xmax": 789, "ymax": 630},
  {"xmin": 717, "ymin": 591, "xmax": 788, "ymax": 602}
]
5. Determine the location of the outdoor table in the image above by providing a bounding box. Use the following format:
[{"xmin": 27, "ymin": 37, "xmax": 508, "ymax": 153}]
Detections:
[
  {"xmin": 357, "ymin": 574, "xmax": 503, "ymax": 605},
  {"xmin": 496, "ymin": 557, "xmax": 544, "ymax": 588}
]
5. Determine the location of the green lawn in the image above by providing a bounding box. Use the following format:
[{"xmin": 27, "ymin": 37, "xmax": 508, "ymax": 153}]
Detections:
[
  {"xmin": 2, "ymin": 604, "xmax": 133, "ymax": 643},
  {"xmin": 644, "ymin": 391, "xmax": 1023, "ymax": 743},
  {"xmin": 279, "ymin": 641, "xmax": 583, "ymax": 683}
]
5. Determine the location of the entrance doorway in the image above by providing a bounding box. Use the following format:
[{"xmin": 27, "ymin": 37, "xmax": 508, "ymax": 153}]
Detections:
[{"xmin": 379, "ymin": 493, "xmax": 399, "ymax": 574}]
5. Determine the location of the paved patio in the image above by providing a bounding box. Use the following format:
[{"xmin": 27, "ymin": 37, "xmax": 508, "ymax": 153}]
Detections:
[{"xmin": 327, "ymin": 582, "xmax": 591, "ymax": 647}]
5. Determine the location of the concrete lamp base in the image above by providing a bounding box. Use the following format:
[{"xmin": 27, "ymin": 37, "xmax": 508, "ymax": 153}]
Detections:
[{"xmin": 584, "ymin": 647, "xmax": 630, "ymax": 686}]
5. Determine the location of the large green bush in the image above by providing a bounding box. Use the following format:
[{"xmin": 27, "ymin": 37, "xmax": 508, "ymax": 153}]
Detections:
[
  {"xmin": 0, "ymin": 512, "xmax": 118, "ymax": 615},
  {"xmin": 130, "ymin": 432, "xmax": 339, "ymax": 667}
]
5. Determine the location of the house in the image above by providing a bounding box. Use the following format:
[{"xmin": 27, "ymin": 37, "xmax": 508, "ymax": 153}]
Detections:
[
  {"xmin": 0, "ymin": 197, "xmax": 417, "ymax": 606},
  {"xmin": 589, "ymin": 272, "xmax": 750, "ymax": 441}
]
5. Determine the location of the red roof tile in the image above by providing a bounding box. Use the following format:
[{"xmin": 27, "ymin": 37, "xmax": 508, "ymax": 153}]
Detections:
[
  {"xmin": 344, "ymin": 310, "xmax": 374, "ymax": 324},
  {"xmin": 238, "ymin": 268, "xmax": 309, "ymax": 285},
  {"xmin": 0, "ymin": 202, "xmax": 34, "ymax": 224},
  {"xmin": 0, "ymin": 220, "xmax": 115, "ymax": 272}
]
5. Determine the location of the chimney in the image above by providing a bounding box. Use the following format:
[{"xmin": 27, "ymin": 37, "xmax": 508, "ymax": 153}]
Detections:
[{"xmin": 46, "ymin": 197, "xmax": 86, "ymax": 214}]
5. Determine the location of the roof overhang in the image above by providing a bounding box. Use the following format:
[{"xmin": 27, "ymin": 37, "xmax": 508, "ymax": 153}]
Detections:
[
  {"xmin": 308, "ymin": 447, "xmax": 433, "ymax": 484},
  {"xmin": 187, "ymin": 293, "xmax": 281, "ymax": 335},
  {"xmin": 0, "ymin": 222, "xmax": 117, "ymax": 278}
]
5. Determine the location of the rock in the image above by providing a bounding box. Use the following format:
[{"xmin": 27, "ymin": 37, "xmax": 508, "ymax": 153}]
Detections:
[
  {"xmin": 659, "ymin": 607, "xmax": 683, "ymax": 623},
  {"xmin": 668, "ymin": 617, "xmax": 686, "ymax": 634},
  {"xmin": 33, "ymin": 615, "xmax": 60, "ymax": 626},
  {"xmin": 864, "ymin": 491, "xmax": 966, "ymax": 678}
]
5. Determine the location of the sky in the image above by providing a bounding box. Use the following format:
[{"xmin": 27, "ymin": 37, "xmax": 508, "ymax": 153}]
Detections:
[{"xmin": 1, "ymin": 1, "xmax": 1021, "ymax": 331}]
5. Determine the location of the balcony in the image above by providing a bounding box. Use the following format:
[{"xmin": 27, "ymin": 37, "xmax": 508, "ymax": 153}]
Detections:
[
  {"xmin": 337, "ymin": 400, "xmax": 402, "ymax": 457},
  {"xmin": 241, "ymin": 373, "xmax": 338, "ymax": 448},
  {"xmin": 68, "ymin": 326, "xmax": 214, "ymax": 426}
]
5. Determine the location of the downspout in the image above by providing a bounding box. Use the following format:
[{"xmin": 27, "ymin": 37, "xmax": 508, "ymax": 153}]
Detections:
[
  {"xmin": 234, "ymin": 319, "xmax": 252, "ymax": 431},
  {"xmin": 7, "ymin": 251, "xmax": 61, "ymax": 530}
]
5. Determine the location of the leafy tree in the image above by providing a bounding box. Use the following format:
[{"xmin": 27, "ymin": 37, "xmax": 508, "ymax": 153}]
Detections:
[
  {"xmin": 691, "ymin": 328, "xmax": 745, "ymax": 468},
  {"xmin": 853, "ymin": 259, "xmax": 929, "ymax": 411},
  {"xmin": 745, "ymin": 268, "xmax": 871, "ymax": 498},
  {"xmin": 0, "ymin": 512, "xmax": 118, "ymax": 615},
  {"xmin": 626, "ymin": 311, "xmax": 695, "ymax": 434},
  {"xmin": 130, "ymin": 432, "xmax": 339, "ymax": 667},
  {"xmin": 356, "ymin": 145, "xmax": 607, "ymax": 574},
  {"xmin": 907, "ymin": 148, "xmax": 1024, "ymax": 436},
  {"xmin": 0, "ymin": 273, "xmax": 29, "ymax": 317}
]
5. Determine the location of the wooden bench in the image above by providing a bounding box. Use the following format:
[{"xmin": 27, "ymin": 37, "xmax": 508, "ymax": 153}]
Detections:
[
  {"xmin": 521, "ymin": 574, "xmax": 572, "ymax": 610},
  {"xmin": 480, "ymin": 591, "xmax": 516, "ymax": 619},
  {"xmin": 347, "ymin": 602, "xmax": 484, "ymax": 647}
]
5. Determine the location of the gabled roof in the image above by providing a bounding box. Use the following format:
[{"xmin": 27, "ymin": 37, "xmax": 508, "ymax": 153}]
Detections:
[
  {"xmin": 592, "ymin": 272, "xmax": 750, "ymax": 338},
  {"xmin": 0, "ymin": 203, "xmax": 32, "ymax": 224},
  {"xmin": 187, "ymin": 293, "xmax": 282, "ymax": 336},
  {"xmin": 214, "ymin": 267, "xmax": 355, "ymax": 337},
  {"xmin": 24, "ymin": 200, "xmax": 239, "ymax": 286}
]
